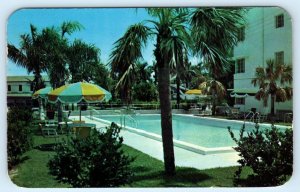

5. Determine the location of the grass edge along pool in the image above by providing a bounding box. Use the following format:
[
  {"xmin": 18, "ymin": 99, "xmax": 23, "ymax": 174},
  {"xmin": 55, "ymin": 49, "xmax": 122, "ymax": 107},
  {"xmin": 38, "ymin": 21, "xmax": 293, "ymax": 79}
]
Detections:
[{"xmin": 89, "ymin": 114, "xmax": 290, "ymax": 155}]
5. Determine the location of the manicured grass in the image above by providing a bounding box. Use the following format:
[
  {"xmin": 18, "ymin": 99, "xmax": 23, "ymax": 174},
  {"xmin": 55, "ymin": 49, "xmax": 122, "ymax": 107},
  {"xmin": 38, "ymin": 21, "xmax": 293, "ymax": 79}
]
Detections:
[{"xmin": 10, "ymin": 134, "xmax": 252, "ymax": 188}]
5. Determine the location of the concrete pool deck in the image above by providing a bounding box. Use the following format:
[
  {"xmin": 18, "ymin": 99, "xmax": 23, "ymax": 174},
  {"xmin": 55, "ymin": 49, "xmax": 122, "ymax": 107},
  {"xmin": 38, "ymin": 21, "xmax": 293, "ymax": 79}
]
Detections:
[{"xmin": 73, "ymin": 116, "xmax": 240, "ymax": 170}]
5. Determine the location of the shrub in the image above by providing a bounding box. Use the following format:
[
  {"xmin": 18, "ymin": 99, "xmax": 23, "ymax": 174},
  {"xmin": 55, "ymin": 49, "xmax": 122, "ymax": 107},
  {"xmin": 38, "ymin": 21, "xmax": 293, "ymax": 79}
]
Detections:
[
  {"xmin": 48, "ymin": 123, "xmax": 134, "ymax": 187},
  {"xmin": 228, "ymin": 123, "xmax": 293, "ymax": 186},
  {"xmin": 7, "ymin": 106, "xmax": 33, "ymax": 126},
  {"xmin": 132, "ymin": 82, "xmax": 158, "ymax": 102},
  {"xmin": 7, "ymin": 107, "xmax": 33, "ymax": 169}
]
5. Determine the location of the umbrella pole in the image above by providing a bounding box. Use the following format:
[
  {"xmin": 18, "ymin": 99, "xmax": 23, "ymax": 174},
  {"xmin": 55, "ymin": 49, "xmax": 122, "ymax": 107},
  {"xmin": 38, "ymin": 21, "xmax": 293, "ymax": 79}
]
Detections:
[{"xmin": 79, "ymin": 106, "xmax": 81, "ymax": 122}]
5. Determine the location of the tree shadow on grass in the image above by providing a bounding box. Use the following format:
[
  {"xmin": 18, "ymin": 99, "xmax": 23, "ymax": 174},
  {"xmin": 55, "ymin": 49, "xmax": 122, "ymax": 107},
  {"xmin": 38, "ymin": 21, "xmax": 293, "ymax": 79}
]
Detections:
[
  {"xmin": 131, "ymin": 166, "xmax": 211, "ymax": 187},
  {"xmin": 161, "ymin": 167, "xmax": 212, "ymax": 187}
]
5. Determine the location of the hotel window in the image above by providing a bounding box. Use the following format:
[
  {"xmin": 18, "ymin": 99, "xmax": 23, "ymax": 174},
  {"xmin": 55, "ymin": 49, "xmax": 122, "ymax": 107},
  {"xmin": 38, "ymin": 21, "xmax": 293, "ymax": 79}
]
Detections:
[
  {"xmin": 235, "ymin": 98, "xmax": 245, "ymax": 105},
  {"xmin": 236, "ymin": 58, "xmax": 245, "ymax": 73},
  {"xmin": 8, "ymin": 85, "xmax": 11, "ymax": 92},
  {"xmin": 275, "ymin": 51, "xmax": 284, "ymax": 65},
  {"xmin": 237, "ymin": 26, "xmax": 245, "ymax": 41},
  {"xmin": 275, "ymin": 14, "xmax": 284, "ymax": 28},
  {"xmin": 19, "ymin": 85, "xmax": 22, "ymax": 92}
]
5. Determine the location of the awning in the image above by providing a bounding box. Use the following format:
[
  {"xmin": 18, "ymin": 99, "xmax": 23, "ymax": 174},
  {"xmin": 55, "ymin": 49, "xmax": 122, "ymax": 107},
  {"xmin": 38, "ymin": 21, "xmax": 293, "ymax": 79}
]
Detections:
[{"xmin": 230, "ymin": 89, "xmax": 257, "ymax": 98}]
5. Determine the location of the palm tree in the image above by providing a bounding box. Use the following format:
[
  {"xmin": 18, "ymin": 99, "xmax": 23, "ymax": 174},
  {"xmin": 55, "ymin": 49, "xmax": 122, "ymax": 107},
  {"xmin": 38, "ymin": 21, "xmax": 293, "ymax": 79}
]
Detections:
[
  {"xmin": 38, "ymin": 21, "xmax": 83, "ymax": 123},
  {"xmin": 68, "ymin": 39, "xmax": 100, "ymax": 83},
  {"xmin": 110, "ymin": 23, "xmax": 150, "ymax": 105},
  {"xmin": 199, "ymin": 79, "xmax": 227, "ymax": 115},
  {"xmin": 8, "ymin": 24, "xmax": 46, "ymax": 92},
  {"xmin": 251, "ymin": 59, "xmax": 292, "ymax": 117},
  {"xmin": 40, "ymin": 21, "xmax": 83, "ymax": 88},
  {"xmin": 110, "ymin": 9, "xmax": 189, "ymax": 175}
]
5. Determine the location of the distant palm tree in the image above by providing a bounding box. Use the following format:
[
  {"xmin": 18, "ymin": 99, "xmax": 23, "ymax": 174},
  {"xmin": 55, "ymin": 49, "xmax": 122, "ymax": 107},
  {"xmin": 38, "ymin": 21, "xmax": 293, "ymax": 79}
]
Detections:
[
  {"xmin": 251, "ymin": 59, "xmax": 292, "ymax": 117},
  {"xmin": 199, "ymin": 79, "xmax": 227, "ymax": 115},
  {"xmin": 8, "ymin": 24, "xmax": 46, "ymax": 92},
  {"xmin": 68, "ymin": 39, "xmax": 100, "ymax": 83}
]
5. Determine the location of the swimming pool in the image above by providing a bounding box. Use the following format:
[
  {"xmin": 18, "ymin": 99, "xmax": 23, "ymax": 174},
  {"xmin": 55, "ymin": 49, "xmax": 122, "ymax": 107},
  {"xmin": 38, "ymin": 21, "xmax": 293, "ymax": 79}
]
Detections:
[{"xmin": 91, "ymin": 114, "xmax": 288, "ymax": 154}]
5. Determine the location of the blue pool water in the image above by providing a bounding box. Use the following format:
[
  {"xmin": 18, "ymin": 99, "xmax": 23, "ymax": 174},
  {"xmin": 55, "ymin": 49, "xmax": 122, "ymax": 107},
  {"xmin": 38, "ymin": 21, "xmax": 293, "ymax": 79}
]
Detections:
[{"xmin": 95, "ymin": 114, "xmax": 262, "ymax": 148}]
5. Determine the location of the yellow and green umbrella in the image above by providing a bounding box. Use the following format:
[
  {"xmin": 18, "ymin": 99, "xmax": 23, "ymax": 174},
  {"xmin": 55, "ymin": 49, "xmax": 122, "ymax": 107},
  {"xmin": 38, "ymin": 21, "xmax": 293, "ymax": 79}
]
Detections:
[
  {"xmin": 32, "ymin": 87, "xmax": 53, "ymax": 120},
  {"xmin": 48, "ymin": 82, "xmax": 112, "ymax": 104},
  {"xmin": 48, "ymin": 82, "xmax": 112, "ymax": 121},
  {"xmin": 32, "ymin": 87, "xmax": 53, "ymax": 99}
]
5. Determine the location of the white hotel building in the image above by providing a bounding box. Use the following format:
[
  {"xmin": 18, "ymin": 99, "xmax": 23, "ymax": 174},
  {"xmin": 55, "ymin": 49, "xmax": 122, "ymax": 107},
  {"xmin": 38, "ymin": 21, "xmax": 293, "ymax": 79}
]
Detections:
[{"xmin": 231, "ymin": 7, "xmax": 292, "ymax": 115}]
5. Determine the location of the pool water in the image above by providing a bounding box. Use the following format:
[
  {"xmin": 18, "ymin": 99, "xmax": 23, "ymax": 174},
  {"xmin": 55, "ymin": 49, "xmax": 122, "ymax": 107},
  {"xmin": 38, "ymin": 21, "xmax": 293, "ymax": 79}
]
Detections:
[{"xmin": 96, "ymin": 114, "xmax": 249, "ymax": 148}]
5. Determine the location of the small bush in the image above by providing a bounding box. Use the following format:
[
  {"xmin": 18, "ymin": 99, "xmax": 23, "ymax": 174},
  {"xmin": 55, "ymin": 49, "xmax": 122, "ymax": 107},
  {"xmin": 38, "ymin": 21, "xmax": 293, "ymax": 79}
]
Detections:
[
  {"xmin": 7, "ymin": 107, "xmax": 33, "ymax": 169},
  {"xmin": 228, "ymin": 123, "xmax": 293, "ymax": 186},
  {"xmin": 48, "ymin": 123, "xmax": 134, "ymax": 187},
  {"xmin": 7, "ymin": 106, "xmax": 33, "ymax": 125}
]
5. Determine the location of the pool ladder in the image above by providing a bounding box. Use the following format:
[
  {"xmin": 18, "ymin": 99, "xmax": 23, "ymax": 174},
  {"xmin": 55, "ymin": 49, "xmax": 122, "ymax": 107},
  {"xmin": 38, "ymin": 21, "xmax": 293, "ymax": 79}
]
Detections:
[
  {"xmin": 244, "ymin": 111, "xmax": 261, "ymax": 123},
  {"xmin": 120, "ymin": 108, "xmax": 138, "ymax": 128},
  {"xmin": 90, "ymin": 108, "xmax": 101, "ymax": 120}
]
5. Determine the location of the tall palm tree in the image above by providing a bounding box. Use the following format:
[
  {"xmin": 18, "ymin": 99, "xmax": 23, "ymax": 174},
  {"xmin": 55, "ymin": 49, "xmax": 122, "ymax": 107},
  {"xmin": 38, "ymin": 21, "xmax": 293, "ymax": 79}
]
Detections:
[
  {"xmin": 199, "ymin": 79, "xmax": 227, "ymax": 115},
  {"xmin": 39, "ymin": 21, "xmax": 83, "ymax": 123},
  {"xmin": 110, "ymin": 9, "xmax": 189, "ymax": 175},
  {"xmin": 251, "ymin": 59, "xmax": 292, "ymax": 117},
  {"xmin": 8, "ymin": 24, "xmax": 46, "ymax": 92}
]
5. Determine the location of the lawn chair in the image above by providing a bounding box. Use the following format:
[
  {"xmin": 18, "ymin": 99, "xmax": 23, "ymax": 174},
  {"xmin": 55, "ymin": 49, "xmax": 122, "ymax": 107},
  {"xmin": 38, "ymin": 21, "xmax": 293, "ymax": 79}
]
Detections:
[
  {"xmin": 74, "ymin": 126, "xmax": 91, "ymax": 139},
  {"xmin": 226, "ymin": 107, "xmax": 241, "ymax": 119},
  {"xmin": 39, "ymin": 123, "xmax": 58, "ymax": 137}
]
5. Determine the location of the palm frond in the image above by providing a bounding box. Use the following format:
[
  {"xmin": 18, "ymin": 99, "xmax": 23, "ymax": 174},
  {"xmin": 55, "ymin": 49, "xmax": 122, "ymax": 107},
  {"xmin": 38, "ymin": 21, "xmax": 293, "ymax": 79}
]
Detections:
[
  {"xmin": 109, "ymin": 23, "xmax": 150, "ymax": 75},
  {"xmin": 61, "ymin": 21, "xmax": 84, "ymax": 37},
  {"xmin": 7, "ymin": 44, "xmax": 28, "ymax": 70}
]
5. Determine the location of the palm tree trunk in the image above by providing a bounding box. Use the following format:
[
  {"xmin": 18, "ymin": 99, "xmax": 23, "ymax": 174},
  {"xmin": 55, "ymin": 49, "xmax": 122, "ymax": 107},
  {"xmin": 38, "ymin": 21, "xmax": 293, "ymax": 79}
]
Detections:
[
  {"xmin": 176, "ymin": 76, "xmax": 181, "ymax": 109},
  {"xmin": 271, "ymin": 94, "xmax": 275, "ymax": 117},
  {"xmin": 157, "ymin": 65, "xmax": 176, "ymax": 175}
]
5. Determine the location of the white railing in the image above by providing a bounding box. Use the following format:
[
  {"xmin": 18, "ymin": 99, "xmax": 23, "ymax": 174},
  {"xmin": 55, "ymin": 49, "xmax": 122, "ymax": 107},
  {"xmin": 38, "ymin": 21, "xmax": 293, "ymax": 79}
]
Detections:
[{"xmin": 244, "ymin": 111, "xmax": 261, "ymax": 123}]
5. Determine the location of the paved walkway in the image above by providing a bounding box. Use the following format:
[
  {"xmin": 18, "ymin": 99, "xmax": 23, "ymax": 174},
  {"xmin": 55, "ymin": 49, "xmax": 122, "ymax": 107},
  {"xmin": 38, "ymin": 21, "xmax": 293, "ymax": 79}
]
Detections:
[{"xmin": 75, "ymin": 116, "xmax": 240, "ymax": 170}]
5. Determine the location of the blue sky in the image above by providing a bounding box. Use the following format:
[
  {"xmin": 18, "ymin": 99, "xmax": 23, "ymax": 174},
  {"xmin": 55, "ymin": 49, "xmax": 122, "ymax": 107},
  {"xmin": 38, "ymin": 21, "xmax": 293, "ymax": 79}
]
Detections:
[{"xmin": 7, "ymin": 8, "xmax": 155, "ymax": 76}]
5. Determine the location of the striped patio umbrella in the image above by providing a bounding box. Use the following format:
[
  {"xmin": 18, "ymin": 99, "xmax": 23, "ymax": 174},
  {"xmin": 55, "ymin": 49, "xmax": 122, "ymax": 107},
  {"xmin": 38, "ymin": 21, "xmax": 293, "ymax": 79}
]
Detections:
[
  {"xmin": 48, "ymin": 82, "xmax": 112, "ymax": 121},
  {"xmin": 32, "ymin": 87, "xmax": 53, "ymax": 99},
  {"xmin": 32, "ymin": 87, "xmax": 53, "ymax": 120},
  {"xmin": 48, "ymin": 82, "xmax": 112, "ymax": 104}
]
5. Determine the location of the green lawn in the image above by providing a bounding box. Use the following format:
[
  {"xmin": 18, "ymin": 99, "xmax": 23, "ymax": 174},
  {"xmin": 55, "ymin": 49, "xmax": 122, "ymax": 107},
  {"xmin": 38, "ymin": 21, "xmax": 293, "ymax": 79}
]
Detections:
[{"xmin": 10, "ymin": 134, "xmax": 252, "ymax": 188}]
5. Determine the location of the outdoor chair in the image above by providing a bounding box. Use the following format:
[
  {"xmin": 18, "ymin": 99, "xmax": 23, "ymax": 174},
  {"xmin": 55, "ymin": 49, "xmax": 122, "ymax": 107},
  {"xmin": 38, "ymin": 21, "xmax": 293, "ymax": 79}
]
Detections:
[
  {"xmin": 39, "ymin": 123, "xmax": 58, "ymax": 137},
  {"xmin": 73, "ymin": 126, "xmax": 91, "ymax": 139},
  {"xmin": 226, "ymin": 107, "xmax": 241, "ymax": 119},
  {"xmin": 72, "ymin": 120, "xmax": 85, "ymax": 124}
]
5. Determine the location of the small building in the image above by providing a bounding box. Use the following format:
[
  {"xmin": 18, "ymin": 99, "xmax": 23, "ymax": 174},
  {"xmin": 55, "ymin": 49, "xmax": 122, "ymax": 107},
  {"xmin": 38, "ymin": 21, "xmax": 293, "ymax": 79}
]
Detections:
[
  {"xmin": 7, "ymin": 76, "xmax": 51, "ymax": 107},
  {"xmin": 231, "ymin": 7, "xmax": 292, "ymax": 115}
]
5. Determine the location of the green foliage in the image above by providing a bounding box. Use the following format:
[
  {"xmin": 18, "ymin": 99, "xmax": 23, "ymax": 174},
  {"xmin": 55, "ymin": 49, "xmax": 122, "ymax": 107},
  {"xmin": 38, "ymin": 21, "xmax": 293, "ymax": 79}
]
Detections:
[
  {"xmin": 7, "ymin": 107, "xmax": 33, "ymax": 169},
  {"xmin": 133, "ymin": 82, "xmax": 158, "ymax": 102},
  {"xmin": 228, "ymin": 123, "xmax": 293, "ymax": 186},
  {"xmin": 48, "ymin": 123, "xmax": 134, "ymax": 187}
]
